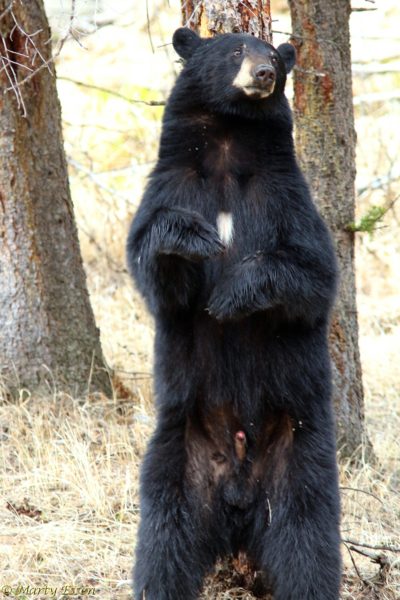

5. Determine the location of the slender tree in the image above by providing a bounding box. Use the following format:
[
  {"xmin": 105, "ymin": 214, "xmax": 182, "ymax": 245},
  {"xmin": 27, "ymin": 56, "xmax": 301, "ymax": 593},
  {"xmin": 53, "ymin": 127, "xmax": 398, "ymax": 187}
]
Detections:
[
  {"xmin": 180, "ymin": 2, "xmax": 275, "ymax": 595},
  {"xmin": 0, "ymin": 0, "xmax": 111, "ymax": 396},
  {"xmin": 288, "ymin": 0, "xmax": 365, "ymax": 454},
  {"xmin": 182, "ymin": 0, "xmax": 272, "ymax": 41},
  {"xmin": 181, "ymin": 1, "xmax": 365, "ymax": 455}
]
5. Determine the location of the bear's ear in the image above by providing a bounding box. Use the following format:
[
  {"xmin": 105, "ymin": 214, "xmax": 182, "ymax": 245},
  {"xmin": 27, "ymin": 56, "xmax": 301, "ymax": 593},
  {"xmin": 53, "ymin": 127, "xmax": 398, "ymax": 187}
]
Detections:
[
  {"xmin": 173, "ymin": 27, "xmax": 202, "ymax": 60},
  {"xmin": 277, "ymin": 43, "xmax": 296, "ymax": 74}
]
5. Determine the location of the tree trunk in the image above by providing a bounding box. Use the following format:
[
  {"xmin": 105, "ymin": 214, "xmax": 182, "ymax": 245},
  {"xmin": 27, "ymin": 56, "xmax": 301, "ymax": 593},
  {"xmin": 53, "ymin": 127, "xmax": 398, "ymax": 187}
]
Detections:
[
  {"xmin": 182, "ymin": 0, "xmax": 272, "ymax": 42},
  {"xmin": 0, "ymin": 0, "xmax": 111, "ymax": 397},
  {"xmin": 288, "ymin": 0, "xmax": 365, "ymax": 455},
  {"xmin": 181, "ymin": 0, "xmax": 366, "ymax": 456}
]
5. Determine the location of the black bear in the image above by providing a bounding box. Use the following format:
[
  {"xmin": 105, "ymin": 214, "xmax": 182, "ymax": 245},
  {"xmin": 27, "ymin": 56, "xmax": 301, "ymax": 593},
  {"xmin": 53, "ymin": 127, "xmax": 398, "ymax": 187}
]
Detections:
[{"xmin": 127, "ymin": 27, "xmax": 341, "ymax": 600}]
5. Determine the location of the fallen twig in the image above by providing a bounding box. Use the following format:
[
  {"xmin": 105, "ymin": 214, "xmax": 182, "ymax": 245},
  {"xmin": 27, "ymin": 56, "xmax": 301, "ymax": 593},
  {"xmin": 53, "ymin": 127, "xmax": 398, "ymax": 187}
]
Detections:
[
  {"xmin": 340, "ymin": 486, "xmax": 383, "ymax": 504},
  {"xmin": 344, "ymin": 539, "xmax": 400, "ymax": 553},
  {"xmin": 342, "ymin": 541, "xmax": 371, "ymax": 587},
  {"xmin": 349, "ymin": 546, "xmax": 392, "ymax": 569}
]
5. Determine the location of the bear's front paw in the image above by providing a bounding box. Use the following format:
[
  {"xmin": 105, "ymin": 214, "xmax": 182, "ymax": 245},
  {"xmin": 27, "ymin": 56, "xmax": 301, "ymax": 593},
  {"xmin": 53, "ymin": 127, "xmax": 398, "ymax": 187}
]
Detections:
[
  {"xmin": 156, "ymin": 210, "xmax": 225, "ymax": 261},
  {"xmin": 207, "ymin": 288, "xmax": 273, "ymax": 321},
  {"xmin": 207, "ymin": 261, "xmax": 274, "ymax": 321},
  {"xmin": 186, "ymin": 219, "xmax": 226, "ymax": 260},
  {"xmin": 206, "ymin": 279, "xmax": 245, "ymax": 322}
]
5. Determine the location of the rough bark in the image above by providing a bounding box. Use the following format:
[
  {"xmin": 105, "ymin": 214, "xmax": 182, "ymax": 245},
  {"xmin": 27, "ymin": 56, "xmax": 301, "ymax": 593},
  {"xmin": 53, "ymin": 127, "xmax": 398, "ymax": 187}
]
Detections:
[
  {"xmin": 0, "ymin": 0, "xmax": 111, "ymax": 396},
  {"xmin": 288, "ymin": 0, "xmax": 365, "ymax": 455},
  {"xmin": 182, "ymin": 0, "xmax": 272, "ymax": 42}
]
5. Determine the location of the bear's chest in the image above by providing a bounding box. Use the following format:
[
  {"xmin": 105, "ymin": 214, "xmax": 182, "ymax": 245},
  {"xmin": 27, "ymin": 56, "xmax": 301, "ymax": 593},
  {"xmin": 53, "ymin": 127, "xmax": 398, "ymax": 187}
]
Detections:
[
  {"xmin": 202, "ymin": 130, "xmax": 257, "ymax": 181},
  {"xmin": 184, "ymin": 115, "xmax": 260, "ymax": 181},
  {"xmin": 173, "ymin": 118, "xmax": 283, "ymax": 260},
  {"xmin": 203, "ymin": 137, "xmax": 242, "ymax": 177}
]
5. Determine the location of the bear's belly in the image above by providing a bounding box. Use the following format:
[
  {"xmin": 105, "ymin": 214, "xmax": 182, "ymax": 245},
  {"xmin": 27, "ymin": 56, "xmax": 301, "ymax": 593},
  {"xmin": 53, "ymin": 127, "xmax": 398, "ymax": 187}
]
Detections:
[
  {"xmin": 156, "ymin": 309, "xmax": 327, "ymax": 416},
  {"xmin": 185, "ymin": 402, "xmax": 294, "ymax": 509}
]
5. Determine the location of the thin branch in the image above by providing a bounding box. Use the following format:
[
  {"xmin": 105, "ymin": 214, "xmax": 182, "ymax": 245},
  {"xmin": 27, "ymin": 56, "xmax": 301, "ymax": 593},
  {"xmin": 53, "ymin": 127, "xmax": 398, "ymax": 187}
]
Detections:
[
  {"xmin": 69, "ymin": 0, "xmax": 76, "ymax": 33},
  {"xmin": 271, "ymin": 29, "xmax": 338, "ymax": 47},
  {"xmin": 0, "ymin": 55, "xmax": 33, "ymax": 72},
  {"xmin": 354, "ymin": 53, "xmax": 400, "ymax": 65},
  {"xmin": 58, "ymin": 76, "xmax": 166, "ymax": 106},
  {"xmin": 62, "ymin": 119, "xmax": 129, "ymax": 134},
  {"xmin": 342, "ymin": 542, "xmax": 370, "ymax": 586},
  {"xmin": 5, "ymin": 53, "xmax": 53, "ymax": 89},
  {"xmin": 145, "ymin": 0, "xmax": 155, "ymax": 53},
  {"xmin": 0, "ymin": 33, "xmax": 27, "ymax": 115},
  {"xmin": 10, "ymin": 11, "xmax": 49, "ymax": 69},
  {"xmin": 343, "ymin": 539, "xmax": 400, "ymax": 553},
  {"xmin": 4, "ymin": 47, "xmax": 29, "ymax": 58},
  {"xmin": 183, "ymin": 0, "xmax": 203, "ymax": 28},
  {"xmin": 78, "ymin": 223, "xmax": 126, "ymax": 273},
  {"xmin": 349, "ymin": 546, "xmax": 393, "ymax": 571},
  {"xmin": 114, "ymin": 369, "xmax": 153, "ymax": 379},
  {"xmin": 294, "ymin": 65, "xmax": 326, "ymax": 77},
  {"xmin": 67, "ymin": 157, "xmax": 132, "ymax": 203},
  {"xmin": 340, "ymin": 486, "xmax": 383, "ymax": 504},
  {"xmin": 347, "ymin": 195, "xmax": 400, "ymax": 234},
  {"xmin": 353, "ymin": 63, "xmax": 400, "ymax": 75},
  {"xmin": 353, "ymin": 90, "xmax": 400, "ymax": 106},
  {"xmin": 357, "ymin": 168, "xmax": 400, "ymax": 196},
  {"xmin": 1, "ymin": 0, "xmax": 84, "ymax": 114},
  {"xmin": 354, "ymin": 33, "xmax": 400, "ymax": 40},
  {"xmin": 0, "ymin": 1, "xmax": 14, "ymax": 21}
]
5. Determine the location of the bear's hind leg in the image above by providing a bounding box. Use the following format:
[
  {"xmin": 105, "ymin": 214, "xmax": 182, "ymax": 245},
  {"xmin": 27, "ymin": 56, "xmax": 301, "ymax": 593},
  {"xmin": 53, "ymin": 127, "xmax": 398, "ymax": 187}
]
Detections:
[
  {"xmin": 134, "ymin": 501, "xmax": 215, "ymax": 600},
  {"xmin": 260, "ymin": 478, "xmax": 341, "ymax": 600},
  {"xmin": 133, "ymin": 417, "xmax": 218, "ymax": 600},
  {"xmin": 252, "ymin": 426, "xmax": 341, "ymax": 599},
  {"xmin": 259, "ymin": 515, "xmax": 341, "ymax": 600}
]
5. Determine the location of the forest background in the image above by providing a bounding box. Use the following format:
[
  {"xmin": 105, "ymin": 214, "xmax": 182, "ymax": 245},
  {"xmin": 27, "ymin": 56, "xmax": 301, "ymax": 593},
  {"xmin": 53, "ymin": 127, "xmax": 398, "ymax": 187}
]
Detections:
[{"xmin": 0, "ymin": 1, "xmax": 399, "ymax": 599}]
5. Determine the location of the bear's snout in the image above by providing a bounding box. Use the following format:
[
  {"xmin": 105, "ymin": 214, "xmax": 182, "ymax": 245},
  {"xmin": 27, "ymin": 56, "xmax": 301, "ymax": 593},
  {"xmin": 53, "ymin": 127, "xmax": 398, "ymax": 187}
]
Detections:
[
  {"xmin": 233, "ymin": 55, "xmax": 277, "ymax": 98},
  {"xmin": 254, "ymin": 64, "xmax": 276, "ymax": 84}
]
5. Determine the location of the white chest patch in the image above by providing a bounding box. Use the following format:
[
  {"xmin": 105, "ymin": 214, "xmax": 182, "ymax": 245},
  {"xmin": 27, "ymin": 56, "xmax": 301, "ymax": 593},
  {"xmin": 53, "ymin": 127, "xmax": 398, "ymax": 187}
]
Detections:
[{"xmin": 217, "ymin": 211, "xmax": 234, "ymax": 246}]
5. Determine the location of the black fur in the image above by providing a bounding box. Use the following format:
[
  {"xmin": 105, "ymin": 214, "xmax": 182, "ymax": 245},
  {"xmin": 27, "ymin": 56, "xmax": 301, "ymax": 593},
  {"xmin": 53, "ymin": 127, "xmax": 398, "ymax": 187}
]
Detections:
[{"xmin": 127, "ymin": 28, "xmax": 341, "ymax": 600}]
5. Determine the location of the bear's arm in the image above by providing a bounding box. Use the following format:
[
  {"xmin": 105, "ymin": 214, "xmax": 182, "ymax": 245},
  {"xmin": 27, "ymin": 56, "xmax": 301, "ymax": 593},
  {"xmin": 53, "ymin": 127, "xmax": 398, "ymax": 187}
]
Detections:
[
  {"xmin": 127, "ymin": 181, "xmax": 224, "ymax": 315},
  {"xmin": 207, "ymin": 214, "xmax": 338, "ymax": 325}
]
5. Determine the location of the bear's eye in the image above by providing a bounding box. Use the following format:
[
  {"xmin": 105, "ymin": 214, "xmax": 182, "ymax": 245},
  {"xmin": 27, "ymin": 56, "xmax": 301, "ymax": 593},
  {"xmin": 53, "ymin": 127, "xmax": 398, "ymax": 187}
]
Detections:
[
  {"xmin": 271, "ymin": 55, "xmax": 278, "ymax": 63},
  {"xmin": 233, "ymin": 47, "xmax": 242, "ymax": 57}
]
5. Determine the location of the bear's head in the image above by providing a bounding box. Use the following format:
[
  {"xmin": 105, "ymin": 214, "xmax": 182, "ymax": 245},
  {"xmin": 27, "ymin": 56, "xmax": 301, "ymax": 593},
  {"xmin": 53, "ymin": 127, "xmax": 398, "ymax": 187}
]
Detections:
[{"xmin": 172, "ymin": 28, "xmax": 295, "ymax": 114}]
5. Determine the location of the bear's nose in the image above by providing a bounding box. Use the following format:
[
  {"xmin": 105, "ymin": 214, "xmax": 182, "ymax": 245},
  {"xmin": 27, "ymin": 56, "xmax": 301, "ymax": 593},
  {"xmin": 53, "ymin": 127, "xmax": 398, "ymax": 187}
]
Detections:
[{"xmin": 254, "ymin": 64, "xmax": 276, "ymax": 83}]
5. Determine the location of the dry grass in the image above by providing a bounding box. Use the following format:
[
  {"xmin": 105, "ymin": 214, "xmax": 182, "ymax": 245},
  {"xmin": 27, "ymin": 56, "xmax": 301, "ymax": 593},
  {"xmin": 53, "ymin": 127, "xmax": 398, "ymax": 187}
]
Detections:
[
  {"xmin": 1, "ymin": 1, "xmax": 399, "ymax": 599},
  {"xmin": 0, "ymin": 392, "xmax": 144, "ymax": 599},
  {"xmin": 0, "ymin": 385, "xmax": 398, "ymax": 599}
]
